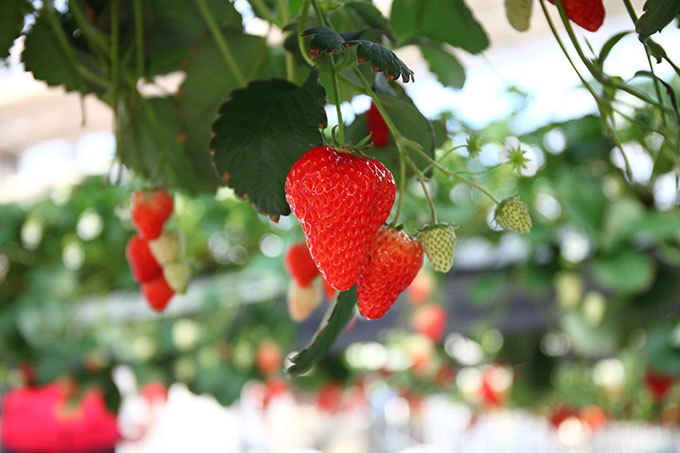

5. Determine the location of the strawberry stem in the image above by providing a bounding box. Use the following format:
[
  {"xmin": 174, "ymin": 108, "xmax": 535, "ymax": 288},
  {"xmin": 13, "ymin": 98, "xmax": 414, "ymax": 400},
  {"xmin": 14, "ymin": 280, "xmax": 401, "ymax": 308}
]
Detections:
[
  {"xmin": 405, "ymin": 155, "xmax": 437, "ymax": 224},
  {"xmin": 297, "ymin": 0, "xmax": 317, "ymax": 68}
]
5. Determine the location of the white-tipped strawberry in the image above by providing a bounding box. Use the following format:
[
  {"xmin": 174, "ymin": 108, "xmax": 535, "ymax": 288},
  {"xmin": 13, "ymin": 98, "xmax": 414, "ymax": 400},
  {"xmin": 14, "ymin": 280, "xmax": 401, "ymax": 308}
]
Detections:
[
  {"xmin": 494, "ymin": 197, "xmax": 532, "ymax": 233},
  {"xmin": 149, "ymin": 231, "xmax": 184, "ymax": 265},
  {"xmin": 287, "ymin": 280, "xmax": 322, "ymax": 322},
  {"xmin": 418, "ymin": 224, "xmax": 456, "ymax": 273},
  {"xmin": 163, "ymin": 260, "xmax": 191, "ymax": 294}
]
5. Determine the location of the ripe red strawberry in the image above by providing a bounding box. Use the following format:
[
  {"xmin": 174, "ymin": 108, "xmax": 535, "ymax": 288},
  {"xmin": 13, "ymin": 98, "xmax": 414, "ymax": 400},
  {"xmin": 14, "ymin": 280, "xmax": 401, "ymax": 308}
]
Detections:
[
  {"xmin": 366, "ymin": 101, "xmax": 389, "ymax": 146},
  {"xmin": 412, "ymin": 304, "xmax": 447, "ymax": 342},
  {"xmin": 126, "ymin": 234, "xmax": 162, "ymax": 283},
  {"xmin": 644, "ymin": 369, "xmax": 674, "ymax": 402},
  {"xmin": 357, "ymin": 226, "xmax": 423, "ymax": 319},
  {"xmin": 131, "ymin": 189, "xmax": 174, "ymax": 240},
  {"xmin": 284, "ymin": 243, "xmax": 319, "ymax": 287},
  {"xmin": 285, "ymin": 146, "xmax": 395, "ymax": 291},
  {"xmin": 142, "ymin": 275, "xmax": 174, "ymax": 312},
  {"xmin": 550, "ymin": 406, "xmax": 578, "ymax": 429},
  {"xmin": 548, "ymin": 0, "xmax": 605, "ymax": 32}
]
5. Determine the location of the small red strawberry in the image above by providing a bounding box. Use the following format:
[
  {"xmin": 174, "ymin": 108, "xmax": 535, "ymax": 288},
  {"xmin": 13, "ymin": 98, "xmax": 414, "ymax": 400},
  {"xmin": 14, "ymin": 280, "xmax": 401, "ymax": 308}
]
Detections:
[
  {"xmin": 256, "ymin": 340, "xmax": 283, "ymax": 376},
  {"xmin": 285, "ymin": 146, "xmax": 395, "ymax": 291},
  {"xmin": 366, "ymin": 101, "xmax": 389, "ymax": 146},
  {"xmin": 357, "ymin": 225, "xmax": 423, "ymax": 319},
  {"xmin": 550, "ymin": 405, "xmax": 578, "ymax": 429},
  {"xmin": 412, "ymin": 304, "xmax": 447, "ymax": 342},
  {"xmin": 142, "ymin": 275, "xmax": 174, "ymax": 312},
  {"xmin": 645, "ymin": 369, "xmax": 674, "ymax": 402},
  {"xmin": 126, "ymin": 234, "xmax": 162, "ymax": 283},
  {"xmin": 548, "ymin": 0, "xmax": 605, "ymax": 32},
  {"xmin": 284, "ymin": 243, "xmax": 319, "ymax": 287},
  {"xmin": 131, "ymin": 189, "xmax": 174, "ymax": 240}
]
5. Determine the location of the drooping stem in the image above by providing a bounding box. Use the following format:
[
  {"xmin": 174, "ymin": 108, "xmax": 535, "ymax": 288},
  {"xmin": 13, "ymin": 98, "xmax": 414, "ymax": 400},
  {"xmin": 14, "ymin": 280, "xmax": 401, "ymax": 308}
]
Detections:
[
  {"xmin": 297, "ymin": 0, "xmax": 317, "ymax": 67},
  {"xmin": 405, "ymin": 155, "xmax": 437, "ymax": 224},
  {"xmin": 391, "ymin": 149, "xmax": 406, "ymax": 226},
  {"xmin": 406, "ymin": 141, "xmax": 500, "ymax": 204},
  {"xmin": 195, "ymin": 0, "xmax": 246, "ymax": 87},
  {"xmin": 133, "ymin": 0, "xmax": 144, "ymax": 77}
]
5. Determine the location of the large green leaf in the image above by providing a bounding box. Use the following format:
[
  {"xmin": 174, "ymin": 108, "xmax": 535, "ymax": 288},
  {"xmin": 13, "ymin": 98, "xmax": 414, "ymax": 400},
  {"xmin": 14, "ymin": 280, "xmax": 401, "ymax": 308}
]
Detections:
[
  {"xmin": 210, "ymin": 69, "xmax": 327, "ymax": 216},
  {"xmin": 592, "ymin": 251, "xmax": 655, "ymax": 295},
  {"xmin": 0, "ymin": 0, "xmax": 29, "ymax": 59},
  {"xmin": 21, "ymin": 10, "xmax": 107, "ymax": 94},
  {"xmin": 391, "ymin": 0, "xmax": 489, "ymax": 54},
  {"xmin": 287, "ymin": 287, "xmax": 357, "ymax": 376},
  {"xmin": 146, "ymin": 0, "xmax": 243, "ymax": 75},
  {"xmin": 419, "ymin": 42, "xmax": 465, "ymax": 88},
  {"xmin": 120, "ymin": 97, "xmax": 210, "ymax": 191},
  {"xmin": 177, "ymin": 33, "xmax": 272, "ymax": 187},
  {"xmin": 637, "ymin": 0, "xmax": 680, "ymax": 40}
]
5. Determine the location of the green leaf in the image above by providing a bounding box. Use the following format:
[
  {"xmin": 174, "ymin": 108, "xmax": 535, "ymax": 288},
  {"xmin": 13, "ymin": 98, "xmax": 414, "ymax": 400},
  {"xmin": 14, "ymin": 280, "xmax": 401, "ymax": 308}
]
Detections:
[
  {"xmin": 0, "ymin": 0, "xmax": 29, "ymax": 59},
  {"xmin": 287, "ymin": 287, "xmax": 357, "ymax": 376},
  {"xmin": 597, "ymin": 31, "xmax": 630, "ymax": 67},
  {"xmin": 120, "ymin": 97, "xmax": 210, "ymax": 191},
  {"xmin": 391, "ymin": 0, "xmax": 489, "ymax": 54},
  {"xmin": 419, "ymin": 42, "xmax": 465, "ymax": 88},
  {"xmin": 210, "ymin": 69, "xmax": 327, "ymax": 216},
  {"xmin": 302, "ymin": 26, "xmax": 346, "ymax": 57},
  {"xmin": 592, "ymin": 251, "xmax": 655, "ymax": 295},
  {"xmin": 177, "ymin": 33, "xmax": 272, "ymax": 188},
  {"xmin": 346, "ymin": 40, "xmax": 415, "ymax": 82},
  {"xmin": 343, "ymin": 1, "xmax": 396, "ymax": 41},
  {"xmin": 21, "ymin": 10, "xmax": 106, "ymax": 94},
  {"xmin": 146, "ymin": 0, "xmax": 244, "ymax": 76},
  {"xmin": 637, "ymin": 0, "xmax": 680, "ymax": 40}
]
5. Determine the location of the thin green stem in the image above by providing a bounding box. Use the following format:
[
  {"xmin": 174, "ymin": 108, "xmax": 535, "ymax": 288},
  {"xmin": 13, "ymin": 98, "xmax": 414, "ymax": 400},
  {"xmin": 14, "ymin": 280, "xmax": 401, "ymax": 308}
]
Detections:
[
  {"xmin": 133, "ymin": 0, "xmax": 144, "ymax": 77},
  {"xmin": 406, "ymin": 141, "xmax": 500, "ymax": 204},
  {"xmin": 644, "ymin": 47, "xmax": 668, "ymax": 127},
  {"xmin": 405, "ymin": 155, "xmax": 437, "ymax": 224},
  {"xmin": 69, "ymin": 0, "xmax": 109, "ymax": 57},
  {"xmin": 195, "ymin": 0, "xmax": 246, "ymax": 87},
  {"xmin": 250, "ymin": 0, "xmax": 273, "ymax": 21},
  {"xmin": 297, "ymin": 0, "xmax": 316, "ymax": 67},
  {"xmin": 310, "ymin": 0, "xmax": 344, "ymax": 142},
  {"xmin": 421, "ymin": 145, "xmax": 468, "ymax": 173},
  {"xmin": 276, "ymin": 0, "xmax": 295, "ymax": 82},
  {"xmin": 391, "ymin": 150, "xmax": 406, "ymax": 226}
]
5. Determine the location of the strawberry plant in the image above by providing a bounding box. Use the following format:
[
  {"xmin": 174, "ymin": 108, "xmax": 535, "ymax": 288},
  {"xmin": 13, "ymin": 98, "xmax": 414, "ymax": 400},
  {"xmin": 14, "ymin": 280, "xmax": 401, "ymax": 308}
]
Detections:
[{"xmin": 2, "ymin": 0, "xmax": 680, "ymax": 381}]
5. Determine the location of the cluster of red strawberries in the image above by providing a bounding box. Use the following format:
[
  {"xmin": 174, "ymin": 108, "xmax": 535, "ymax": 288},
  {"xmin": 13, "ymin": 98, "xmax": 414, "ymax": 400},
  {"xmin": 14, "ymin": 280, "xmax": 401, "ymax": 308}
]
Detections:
[
  {"xmin": 285, "ymin": 145, "xmax": 428, "ymax": 319},
  {"xmin": 126, "ymin": 189, "xmax": 190, "ymax": 312}
]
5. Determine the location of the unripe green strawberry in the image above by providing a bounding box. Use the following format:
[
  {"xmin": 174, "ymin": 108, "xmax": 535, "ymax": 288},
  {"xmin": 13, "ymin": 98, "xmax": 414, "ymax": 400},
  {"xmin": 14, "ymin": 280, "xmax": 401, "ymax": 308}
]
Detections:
[
  {"xmin": 149, "ymin": 231, "xmax": 183, "ymax": 265},
  {"xmin": 418, "ymin": 224, "xmax": 456, "ymax": 273},
  {"xmin": 163, "ymin": 260, "xmax": 191, "ymax": 294},
  {"xmin": 494, "ymin": 197, "xmax": 532, "ymax": 233}
]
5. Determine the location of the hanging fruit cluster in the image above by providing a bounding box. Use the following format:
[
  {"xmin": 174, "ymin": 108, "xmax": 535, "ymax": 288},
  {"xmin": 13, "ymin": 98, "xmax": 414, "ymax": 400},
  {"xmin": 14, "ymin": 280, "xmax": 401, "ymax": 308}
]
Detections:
[{"xmin": 126, "ymin": 189, "xmax": 191, "ymax": 312}]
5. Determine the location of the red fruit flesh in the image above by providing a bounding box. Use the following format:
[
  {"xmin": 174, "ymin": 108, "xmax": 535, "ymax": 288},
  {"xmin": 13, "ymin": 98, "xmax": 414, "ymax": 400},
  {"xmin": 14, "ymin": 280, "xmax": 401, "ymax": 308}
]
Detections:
[
  {"xmin": 285, "ymin": 146, "xmax": 396, "ymax": 291},
  {"xmin": 284, "ymin": 243, "xmax": 320, "ymax": 287},
  {"xmin": 126, "ymin": 235, "xmax": 162, "ymax": 283},
  {"xmin": 548, "ymin": 0, "xmax": 605, "ymax": 32},
  {"xmin": 131, "ymin": 189, "xmax": 174, "ymax": 240},
  {"xmin": 366, "ymin": 101, "xmax": 389, "ymax": 146},
  {"xmin": 645, "ymin": 369, "xmax": 674, "ymax": 402},
  {"xmin": 357, "ymin": 226, "xmax": 423, "ymax": 319},
  {"xmin": 142, "ymin": 275, "xmax": 174, "ymax": 312}
]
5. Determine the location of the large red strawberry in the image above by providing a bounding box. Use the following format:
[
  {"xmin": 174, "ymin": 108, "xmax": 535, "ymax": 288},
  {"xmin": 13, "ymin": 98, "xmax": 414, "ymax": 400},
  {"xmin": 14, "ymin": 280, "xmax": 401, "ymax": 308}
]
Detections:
[
  {"xmin": 285, "ymin": 146, "xmax": 395, "ymax": 291},
  {"xmin": 126, "ymin": 234, "xmax": 162, "ymax": 283},
  {"xmin": 131, "ymin": 189, "xmax": 174, "ymax": 240},
  {"xmin": 548, "ymin": 0, "xmax": 605, "ymax": 32},
  {"xmin": 357, "ymin": 225, "xmax": 423, "ymax": 319},
  {"xmin": 142, "ymin": 275, "xmax": 174, "ymax": 312},
  {"xmin": 284, "ymin": 243, "xmax": 319, "ymax": 287},
  {"xmin": 366, "ymin": 101, "xmax": 389, "ymax": 146}
]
